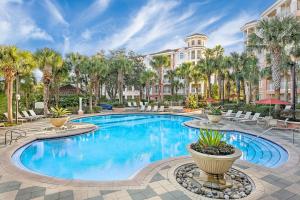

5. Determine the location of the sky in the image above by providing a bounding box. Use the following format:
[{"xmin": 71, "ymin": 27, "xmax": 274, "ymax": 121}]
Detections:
[{"xmin": 0, "ymin": 0, "xmax": 276, "ymax": 56}]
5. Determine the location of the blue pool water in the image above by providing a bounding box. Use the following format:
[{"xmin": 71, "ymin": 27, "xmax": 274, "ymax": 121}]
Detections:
[{"xmin": 13, "ymin": 114, "xmax": 288, "ymax": 181}]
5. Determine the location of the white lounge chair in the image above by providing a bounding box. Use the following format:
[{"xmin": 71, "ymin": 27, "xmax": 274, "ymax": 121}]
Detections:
[
  {"xmin": 233, "ymin": 112, "xmax": 252, "ymax": 121},
  {"xmin": 152, "ymin": 105, "xmax": 158, "ymax": 112},
  {"xmin": 240, "ymin": 113, "xmax": 261, "ymax": 124},
  {"xmin": 140, "ymin": 105, "xmax": 145, "ymax": 112},
  {"xmin": 146, "ymin": 105, "xmax": 152, "ymax": 112},
  {"xmin": 223, "ymin": 110, "xmax": 233, "ymax": 117},
  {"xmin": 224, "ymin": 111, "xmax": 242, "ymax": 120},
  {"xmin": 3, "ymin": 113, "xmax": 27, "ymax": 123},
  {"xmin": 133, "ymin": 102, "xmax": 138, "ymax": 107},
  {"xmin": 29, "ymin": 110, "xmax": 44, "ymax": 119},
  {"xmin": 17, "ymin": 112, "xmax": 33, "ymax": 121},
  {"xmin": 127, "ymin": 102, "xmax": 132, "ymax": 107},
  {"xmin": 22, "ymin": 111, "xmax": 37, "ymax": 120},
  {"xmin": 158, "ymin": 106, "xmax": 165, "ymax": 112}
]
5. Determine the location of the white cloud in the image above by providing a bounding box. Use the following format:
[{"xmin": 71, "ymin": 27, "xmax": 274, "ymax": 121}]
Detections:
[
  {"xmin": 0, "ymin": 1, "xmax": 53, "ymax": 44},
  {"xmin": 81, "ymin": 29, "xmax": 92, "ymax": 40},
  {"xmin": 78, "ymin": 0, "xmax": 110, "ymax": 23},
  {"xmin": 207, "ymin": 12, "xmax": 254, "ymax": 51},
  {"xmin": 43, "ymin": 0, "xmax": 68, "ymax": 26}
]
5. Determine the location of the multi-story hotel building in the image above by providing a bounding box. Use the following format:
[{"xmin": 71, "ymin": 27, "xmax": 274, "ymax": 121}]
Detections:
[
  {"xmin": 241, "ymin": 0, "xmax": 300, "ymax": 101},
  {"xmin": 143, "ymin": 33, "xmax": 209, "ymax": 100}
]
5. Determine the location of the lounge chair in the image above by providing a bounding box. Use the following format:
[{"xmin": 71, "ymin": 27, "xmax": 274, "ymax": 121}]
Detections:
[
  {"xmin": 152, "ymin": 105, "xmax": 158, "ymax": 112},
  {"xmin": 224, "ymin": 111, "xmax": 242, "ymax": 120},
  {"xmin": 17, "ymin": 112, "xmax": 33, "ymax": 121},
  {"xmin": 284, "ymin": 105, "xmax": 292, "ymax": 111},
  {"xmin": 4, "ymin": 113, "xmax": 27, "ymax": 123},
  {"xmin": 146, "ymin": 105, "xmax": 152, "ymax": 112},
  {"xmin": 240, "ymin": 113, "xmax": 261, "ymax": 124},
  {"xmin": 223, "ymin": 110, "xmax": 233, "ymax": 117},
  {"xmin": 139, "ymin": 102, "xmax": 143, "ymax": 107},
  {"xmin": 127, "ymin": 102, "xmax": 132, "ymax": 107},
  {"xmin": 140, "ymin": 105, "xmax": 145, "ymax": 112},
  {"xmin": 133, "ymin": 102, "xmax": 138, "ymax": 107},
  {"xmin": 22, "ymin": 111, "xmax": 38, "ymax": 120},
  {"xmin": 29, "ymin": 110, "xmax": 44, "ymax": 119},
  {"xmin": 158, "ymin": 106, "xmax": 165, "ymax": 112},
  {"xmin": 233, "ymin": 112, "xmax": 252, "ymax": 121}
]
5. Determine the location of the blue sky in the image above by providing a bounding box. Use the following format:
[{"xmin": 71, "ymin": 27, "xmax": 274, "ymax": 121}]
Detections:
[{"xmin": 0, "ymin": 0, "xmax": 275, "ymax": 55}]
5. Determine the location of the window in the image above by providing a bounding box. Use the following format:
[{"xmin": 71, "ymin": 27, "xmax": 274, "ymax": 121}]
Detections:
[
  {"xmin": 198, "ymin": 40, "xmax": 201, "ymax": 45},
  {"xmin": 191, "ymin": 40, "xmax": 195, "ymax": 46},
  {"xmin": 197, "ymin": 50, "xmax": 201, "ymax": 59},
  {"xmin": 191, "ymin": 51, "xmax": 195, "ymax": 59},
  {"xmin": 179, "ymin": 52, "xmax": 184, "ymax": 60},
  {"xmin": 187, "ymin": 42, "xmax": 190, "ymax": 47}
]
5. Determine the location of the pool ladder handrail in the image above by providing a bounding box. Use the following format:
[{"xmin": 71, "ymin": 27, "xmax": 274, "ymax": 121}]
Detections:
[
  {"xmin": 247, "ymin": 127, "xmax": 275, "ymax": 145},
  {"xmin": 4, "ymin": 129, "xmax": 27, "ymax": 145}
]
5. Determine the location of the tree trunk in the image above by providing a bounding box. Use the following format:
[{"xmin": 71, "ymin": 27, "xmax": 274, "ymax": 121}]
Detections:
[
  {"xmin": 217, "ymin": 76, "xmax": 222, "ymax": 100},
  {"xmin": 146, "ymin": 82, "xmax": 150, "ymax": 102},
  {"xmin": 221, "ymin": 78, "xmax": 225, "ymax": 103},
  {"xmin": 236, "ymin": 79, "xmax": 240, "ymax": 103},
  {"xmin": 43, "ymin": 82, "xmax": 50, "ymax": 117},
  {"xmin": 208, "ymin": 76, "xmax": 212, "ymax": 98},
  {"xmin": 6, "ymin": 77, "xmax": 14, "ymax": 123},
  {"xmin": 94, "ymin": 80, "xmax": 99, "ymax": 106},
  {"xmin": 75, "ymin": 70, "xmax": 80, "ymax": 94},
  {"xmin": 245, "ymin": 81, "xmax": 250, "ymax": 104},
  {"xmin": 271, "ymin": 50, "xmax": 282, "ymax": 100},
  {"xmin": 89, "ymin": 83, "xmax": 93, "ymax": 113},
  {"xmin": 117, "ymin": 69, "xmax": 123, "ymax": 104},
  {"xmin": 159, "ymin": 67, "xmax": 163, "ymax": 102},
  {"xmin": 226, "ymin": 80, "xmax": 231, "ymax": 101},
  {"xmin": 284, "ymin": 72, "xmax": 289, "ymax": 101}
]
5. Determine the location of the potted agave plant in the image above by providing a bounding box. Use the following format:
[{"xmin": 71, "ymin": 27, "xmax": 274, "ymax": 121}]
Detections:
[
  {"xmin": 187, "ymin": 129, "xmax": 242, "ymax": 186},
  {"xmin": 206, "ymin": 105, "xmax": 222, "ymax": 123},
  {"xmin": 50, "ymin": 106, "xmax": 71, "ymax": 127}
]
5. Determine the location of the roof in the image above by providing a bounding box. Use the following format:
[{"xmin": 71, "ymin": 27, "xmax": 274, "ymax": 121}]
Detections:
[
  {"xmin": 241, "ymin": 20, "xmax": 258, "ymax": 31},
  {"xmin": 150, "ymin": 49, "xmax": 175, "ymax": 56},
  {"xmin": 186, "ymin": 33, "xmax": 207, "ymax": 37},
  {"xmin": 261, "ymin": 0, "xmax": 285, "ymax": 18}
]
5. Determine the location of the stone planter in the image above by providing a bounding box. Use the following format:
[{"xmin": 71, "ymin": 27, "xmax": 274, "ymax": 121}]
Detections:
[
  {"xmin": 50, "ymin": 117, "xmax": 69, "ymax": 128},
  {"xmin": 207, "ymin": 114, "xmax": 222, "ymax": 123},
  {"xmin": 187, "ymin": 145, "xmax": 242, "ymax": 175}
]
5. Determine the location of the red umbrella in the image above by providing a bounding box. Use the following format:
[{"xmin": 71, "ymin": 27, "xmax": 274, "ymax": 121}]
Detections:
[
  {"xmin": 255, "ymin": 98, "xmax": 290, "ymax": 105},
  {"xmin": 256, "ymin": 98, "xmax": 290, "ymax": 116}
]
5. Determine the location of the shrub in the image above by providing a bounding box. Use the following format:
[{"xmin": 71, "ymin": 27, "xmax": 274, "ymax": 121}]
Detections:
[
  {"xmin": 191, "ymin": 129, "xmax": 235, "ymax": 155},
  {"xmin": 50, "ymin": 106, "xmax": 71, "ymax": 118},
  {"xmin": 207, "ymin": 104, "xmax": 222, "ymax": 115},
  {"xmin": 186, "ymin": 94, "xmax": 198, "ymax": 109},
  {"xmin": 59, "ymin": 95, "xmax": 87, "ymax": 107}
]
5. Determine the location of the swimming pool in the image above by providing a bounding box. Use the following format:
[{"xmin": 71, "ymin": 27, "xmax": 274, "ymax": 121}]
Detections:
[{"xmin": 13, "ymin": 114, "xmax": 288, "ymax": 181}]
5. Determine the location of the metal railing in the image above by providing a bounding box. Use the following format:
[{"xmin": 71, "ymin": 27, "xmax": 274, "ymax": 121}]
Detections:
[{"xmin": 4, "ymin": 129, "xmax": 27, "ymax": 145}]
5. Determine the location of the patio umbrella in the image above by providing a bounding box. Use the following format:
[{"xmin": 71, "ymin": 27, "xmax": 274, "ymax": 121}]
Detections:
[{"xmin": 255, "ymin": 98, "xmax": 290, "ymax": 116}]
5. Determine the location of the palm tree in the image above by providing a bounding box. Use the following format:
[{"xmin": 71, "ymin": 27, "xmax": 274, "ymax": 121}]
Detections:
[
  {"xmin": 150, "ymin": 55, "xmax": 170, "ymax": 102},
  {"xmin": 35, "ymin": 48, "xmax": 63, "ymax": 116},
  {"xmin": 248, "ymin": 16, "xmax": 300, "ymax": 100},
  {"xmin": 111, "ymin": 50, "xmax": 133, "ymax": 104},
  {"xmin": 140, "ymin": 70, "xmax": 157, "ymax": 101},
  {"xmin": 176, "ymin": 62, "xmax": 193, "ymax": 96},
  {"xmin": 242, "ymin": 54, "xmax": 259, "ymax": 104},
  {"xmin": 0, "ymin": 46, "xmax": 35, "ymax": 123},
  {"xmin": 197, "ymin": 48, "xmax": 216, "ymax": 98},
  {"xmin": 230, "ymin": 52, "xmax": 243, "ymax": 102},
  {"xmin": 189, "ymin": 65, "xmax": 203, "ymax": 96},
  {"xmin": 65, "ymin": 52, "xmax": 84, "ymax": 94},
  {"xmin": 165, "ymin": 69, "xmax": 177, "ymax": 95},
  {"xmin": 173, "ymin": 80, "xmax": 184, "ymax": 95}
]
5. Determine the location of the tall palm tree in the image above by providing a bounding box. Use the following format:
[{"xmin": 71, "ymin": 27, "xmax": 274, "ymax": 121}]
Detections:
[
  {"xmin": 150, "ymin": 55, "xmax": 170, "ymax": 102},
  {"xmin": 218, "ymin": 56, "xmax": 231, "ymax": 103},
  {"xmin": 165, "ymin": 69, "xmax": 177, "ymax": 95},
  {"xmin": 65, "ymin": 52, "xmax": 84, "ymax": 94},
  {"xmin": 230, "ymin": 52, "xmax": 243, "ymax": 102},
  {"xmin": 35, "ymin": 48, "xmax": 63, "ymax": 116},
  {"xmin": 189, "ymin": 65, "xmax": 203, "ymax": 96},
  {"xmin": 176, "ymin": 62, "xmax": 193, "ymax": 96},
  {"xmin": 242, "ymin": 54, "xmax": 259, "ymax": 104},
  {"xmin": 248, "ymin": 16, "xmax": 300, "ymax": 100},
  {"xmin": 0, "ymin": 46, "xmax": 35, "ymax": 123},
  {"xmin": 111, "ymin": 50, "xmax": 133, "ymax": 104},
  {"xmin": 173, "ymin": 80, "xmax": 184, "ymax": 96},
  {"xmin": 197, "ymin": 48, "xmax": 216, "ymax": 98},
  {"xmin": 140, "ymin": 70, "xmax": 157, "ymax": 101}
]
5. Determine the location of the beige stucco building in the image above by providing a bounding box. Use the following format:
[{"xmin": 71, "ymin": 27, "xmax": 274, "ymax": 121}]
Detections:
[
  {"xmin": 143, "ymin": 33, "xmax": 209, "ymax": 99},
  {"xmin": 241, "ymin": 0, "xmax": 300, "ymax": 101}
]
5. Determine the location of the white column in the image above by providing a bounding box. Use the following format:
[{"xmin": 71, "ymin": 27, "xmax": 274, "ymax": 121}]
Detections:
[{"xmin": 78, "ymin": 97, "xmax": 84, "ymax": 115}]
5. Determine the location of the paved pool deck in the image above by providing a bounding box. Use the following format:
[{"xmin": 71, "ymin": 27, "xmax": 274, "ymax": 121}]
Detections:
[{"xmin": 0, "ymin": 112, "xmax": 300, "ymax": 200}]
